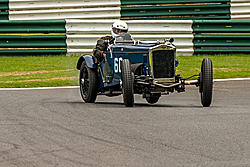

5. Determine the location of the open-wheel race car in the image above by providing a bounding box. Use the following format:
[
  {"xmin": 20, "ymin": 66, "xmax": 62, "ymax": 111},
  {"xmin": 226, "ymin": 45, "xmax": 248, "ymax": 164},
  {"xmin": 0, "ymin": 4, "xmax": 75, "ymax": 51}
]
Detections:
[{"xmin": 76, "ymin": 33, "xmax": 213, "ymax": 107}]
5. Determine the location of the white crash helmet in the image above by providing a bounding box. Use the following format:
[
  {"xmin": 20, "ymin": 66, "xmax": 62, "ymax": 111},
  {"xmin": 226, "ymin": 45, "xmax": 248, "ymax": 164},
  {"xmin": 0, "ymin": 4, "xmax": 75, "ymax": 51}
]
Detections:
[{"xmin": 111, "ymin": 20, "xmax": 128, "ymax": 37}]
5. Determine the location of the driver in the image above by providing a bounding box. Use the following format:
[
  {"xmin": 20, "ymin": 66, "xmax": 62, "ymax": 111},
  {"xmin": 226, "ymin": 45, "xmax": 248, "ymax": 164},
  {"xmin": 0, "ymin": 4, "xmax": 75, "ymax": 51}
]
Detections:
[{"xmin": 93, "ymin": 20, "xmax": 128, "ymax": 63}]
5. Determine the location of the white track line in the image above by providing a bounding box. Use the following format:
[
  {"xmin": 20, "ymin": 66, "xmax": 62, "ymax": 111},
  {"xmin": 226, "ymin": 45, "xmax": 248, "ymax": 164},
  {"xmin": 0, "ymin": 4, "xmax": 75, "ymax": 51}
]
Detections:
[
  {"xmin": 0, "ymin": 78, "xmax": 249, "ymax": 91},
  {"xmin": 0, "ymin": 86, "xmax": 79, "ymax": 91},
  {"xmin": 214, "ymin": 78, "xmax": 250, "ymax": 82}
]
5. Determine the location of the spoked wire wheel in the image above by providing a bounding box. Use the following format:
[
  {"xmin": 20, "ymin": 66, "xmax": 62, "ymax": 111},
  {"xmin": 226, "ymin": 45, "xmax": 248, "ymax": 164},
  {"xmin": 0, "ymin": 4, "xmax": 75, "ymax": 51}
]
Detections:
[{"xmin": 79, "ymin": 62, "xmax": 98, "ymax": 103}]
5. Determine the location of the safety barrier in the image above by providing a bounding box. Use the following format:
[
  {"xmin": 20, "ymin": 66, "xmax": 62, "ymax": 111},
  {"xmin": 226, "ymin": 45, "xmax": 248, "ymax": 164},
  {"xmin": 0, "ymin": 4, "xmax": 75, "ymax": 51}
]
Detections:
[
  {"xmin": 8, "ymin": 0, "xmax": 120, "ymax": 20},
  {"xmin": 2, "ymin": 0, "xmax": 249, "ymax": 20},
  {"xmin": 0, "ymin": 0, "xmax": 9, "ymax": 20},
  {"xmin": 231, "ymin": 0, "xmax": 250, "ymax": 20},
  {"xmin": 1, "ymin": 19, "xmax": 250, "ymax": 55},
  {"xmin": 65, "ymin": 19, "xmax": 250, "ymax": 55},
  {"xmin": 0, "ymin": 20, "xmax": 67, "ymax": 53},
  {"xmin": 121, "ymin": 0, "xmax": 231, "ymax": 20},
  {"xmin": 0, "ymin": 20, "xmax": 66, "ymax": 32},
  {"xmin": 193, "ymin": 20, "xmax": 250, "ymax": 53},
  {"xmin": 66, "ymin": 20, "xmax": 194, "ymax": 55},
  {"xmin": 1, "ymin": 1, "xmax": 250, "ymax": 55}
]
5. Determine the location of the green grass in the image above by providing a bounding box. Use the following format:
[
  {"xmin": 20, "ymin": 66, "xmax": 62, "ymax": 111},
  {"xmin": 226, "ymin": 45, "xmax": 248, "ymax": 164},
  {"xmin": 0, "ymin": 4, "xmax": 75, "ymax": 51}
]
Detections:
[
  {"xmin": 0, "ymin": 54, "xmax": 249, "ymax": 88},
  {"xmin": 176, "ymin": 54, "xmax": 250, "ymax": 79},
  {"xmin": 0, "ymin": 55, "xmax": 79, "ymax": 88},
  {"xmin": 0, "ymin": 55, "xmax": 78, "ymax": 72}
]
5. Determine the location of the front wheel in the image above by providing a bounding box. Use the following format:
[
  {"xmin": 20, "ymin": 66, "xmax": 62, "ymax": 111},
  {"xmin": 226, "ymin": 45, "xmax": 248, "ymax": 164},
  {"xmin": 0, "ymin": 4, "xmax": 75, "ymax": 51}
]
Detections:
[
  {"xmin": 79, "ymin": 62, "xmax": 98, "ymax": 103},
  {"xmin": 200, "ymin": 58, "xmax": 213, "ymax": 107},
  {"xmin": 121, "ymin": 59, "xmax": 134, "ymax": 107}
]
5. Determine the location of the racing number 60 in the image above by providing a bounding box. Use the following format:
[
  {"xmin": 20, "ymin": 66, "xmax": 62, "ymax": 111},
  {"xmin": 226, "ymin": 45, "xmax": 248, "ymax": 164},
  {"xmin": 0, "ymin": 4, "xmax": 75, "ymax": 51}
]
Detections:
[{"xmin": 114, "ymin": 57, "xmax": 123, "ymax": 73}]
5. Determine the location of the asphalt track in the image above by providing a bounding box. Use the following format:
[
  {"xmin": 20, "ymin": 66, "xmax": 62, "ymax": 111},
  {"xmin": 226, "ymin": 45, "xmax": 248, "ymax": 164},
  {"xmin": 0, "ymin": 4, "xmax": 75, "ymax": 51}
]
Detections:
[{"xmin": 0, "ymin": 80, "xmax": 250, "ymax": 167}]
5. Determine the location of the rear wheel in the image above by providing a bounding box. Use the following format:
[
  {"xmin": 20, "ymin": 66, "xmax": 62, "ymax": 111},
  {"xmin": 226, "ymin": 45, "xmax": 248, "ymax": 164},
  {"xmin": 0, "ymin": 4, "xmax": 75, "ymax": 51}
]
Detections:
[
  {"xmin": 121, "ymin": 59, "xmax": 134, "ymax": 107},
  {"xmin": 79, "ymin": 62, "xmax": 98, "ymax": 103},
  {"xmin": 200, "ymin": 58, "xmax": 213, "ymax": 107}
]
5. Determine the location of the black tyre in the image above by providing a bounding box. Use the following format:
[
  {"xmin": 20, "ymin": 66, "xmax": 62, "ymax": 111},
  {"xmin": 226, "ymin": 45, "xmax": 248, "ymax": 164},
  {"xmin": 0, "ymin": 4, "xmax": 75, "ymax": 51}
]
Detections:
[
  {"xmin": 79, "ymin": 62, "xmax": 98, "ymax": 103},
  {"xmin": 146, "ymin": 94, "xmax": 161, "ymax": 104},
  {"xmin": 200, "ymin": 58, "xmax": 213, "ymax": 107},
  {"xmin": 121, "ymin": 59, "xmax": 134, "ymax": 107}
]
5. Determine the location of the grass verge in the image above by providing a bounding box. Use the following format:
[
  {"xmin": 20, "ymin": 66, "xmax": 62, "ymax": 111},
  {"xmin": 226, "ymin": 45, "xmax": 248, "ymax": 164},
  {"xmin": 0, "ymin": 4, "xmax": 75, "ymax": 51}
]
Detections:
[
  {"xmin": 0, "ymin": 54, "xmax": 249, "ymax": 88},
  {"xmin": 177, "ymin": 54, "xmax": 250, "ymax": 79}
]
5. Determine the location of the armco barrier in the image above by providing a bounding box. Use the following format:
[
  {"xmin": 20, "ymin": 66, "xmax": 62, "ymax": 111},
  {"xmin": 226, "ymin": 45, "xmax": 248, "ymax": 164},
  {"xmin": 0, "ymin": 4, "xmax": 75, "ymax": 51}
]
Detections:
[
  {"xmin": 0, "ymin": 20, "xmax": 66, "ymax": 32},
  {"xmin": 0, "ymin": 0, "xmax": 9, "ymax": 20},
  {"xmin": 193, "ymin": 20, "xmax": 250, "ymax": 32},
  {"xmin": 0, "ymin": 20, "xmax": 67, "ymax": 54},
  {"xmin": 66, "ymin": 20, "xmax": 194, "ymax": 55},
  {"xmin": 193, "ymin": 20, "xmax": 250, "ymax": 53},
  {"xmin": 0, "ymin": 35, "xmax": 66, "ymax": 47},
  {"xmin": 121, "ymin": 1, "xmax": 231, "ymax": 20},
  {"xmin": 121, "ymin": 0, "xmax": 230, "ymax": 5},
  {"xmin": 2, "ymin": 0, "xmax": 250, "ymax": 21},
  {"xmin": 7, "ymin": 0, "xmax": 231, "ymax": 20},
  {"xmin": 1, "ymin": 0, "xmax": 250, "ymax": 55},
  {"xmin": 231, "ymin": 0, "xmax": 250, "ymax": 20},
  {"xmin": 1, "ymin": 19, "xmax": 250, "ymax": 55},
  {"xmin": 8, "ymin": 0, "xmax": 120, "ymax": 20},
  {"xmin": 66, "ymin": 20, "xmax": 193, "ymax": 34}
]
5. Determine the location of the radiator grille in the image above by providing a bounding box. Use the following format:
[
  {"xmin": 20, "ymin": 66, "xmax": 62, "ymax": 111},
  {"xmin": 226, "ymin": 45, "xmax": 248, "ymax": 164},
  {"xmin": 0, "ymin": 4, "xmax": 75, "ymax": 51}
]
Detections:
[{"xmin": 152, "ymin": 50, "xmax": 175, "ymax": 78}]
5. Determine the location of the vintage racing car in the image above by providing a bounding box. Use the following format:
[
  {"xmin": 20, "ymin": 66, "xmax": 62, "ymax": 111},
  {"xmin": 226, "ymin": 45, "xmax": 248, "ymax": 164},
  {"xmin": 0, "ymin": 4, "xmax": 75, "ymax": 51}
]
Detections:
[{"xmin": 76, "ymin": 34, "xmax": 213, "ymax": 107}]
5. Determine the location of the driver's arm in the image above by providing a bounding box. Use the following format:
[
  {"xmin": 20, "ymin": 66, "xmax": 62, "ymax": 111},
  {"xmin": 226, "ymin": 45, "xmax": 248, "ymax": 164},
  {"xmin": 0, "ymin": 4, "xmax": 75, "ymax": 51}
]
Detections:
[
  {"xmin": 93, "ymin": 36, "xmax": 113, "ymax": 62},
  {"xmin": 93, "ymin": 39, "xmax": 106, "ymax": 62}
]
